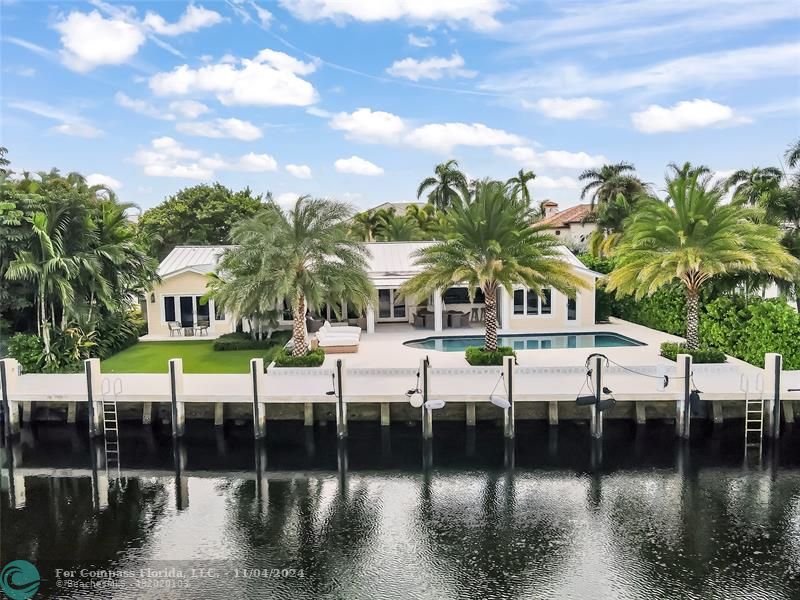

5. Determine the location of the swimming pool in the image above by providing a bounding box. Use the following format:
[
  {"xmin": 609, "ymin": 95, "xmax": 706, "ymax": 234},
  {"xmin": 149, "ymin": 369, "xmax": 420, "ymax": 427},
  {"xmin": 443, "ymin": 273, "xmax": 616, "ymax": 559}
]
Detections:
[{"xmin": 404, "ymin": 332, "xmax": 645, "ymax": 352}]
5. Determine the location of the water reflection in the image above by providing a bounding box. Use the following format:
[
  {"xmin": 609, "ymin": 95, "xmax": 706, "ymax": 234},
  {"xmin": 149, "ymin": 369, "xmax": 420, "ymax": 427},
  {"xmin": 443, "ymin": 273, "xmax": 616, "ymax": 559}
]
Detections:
[{"xmin": 1, "ymin": 421, "xmax": 799, "ymax": 599}]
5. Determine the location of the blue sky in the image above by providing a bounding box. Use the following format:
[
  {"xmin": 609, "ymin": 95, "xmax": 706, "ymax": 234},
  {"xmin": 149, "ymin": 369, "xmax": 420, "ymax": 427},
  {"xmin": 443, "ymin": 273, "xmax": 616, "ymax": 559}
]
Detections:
[{"xmin": 2, "ymin": 0, "xmax": 799, "ymax": 211}]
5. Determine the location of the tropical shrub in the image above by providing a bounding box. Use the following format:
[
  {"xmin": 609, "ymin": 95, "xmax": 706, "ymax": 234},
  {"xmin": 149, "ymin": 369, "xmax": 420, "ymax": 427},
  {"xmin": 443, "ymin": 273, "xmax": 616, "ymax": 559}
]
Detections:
[
  {"xmin": 465, "ymin": 345, "xmax": 516, "ymax": 366},
  {"xmin": 6, "ymin": 333, "xmax": 43, "ymax": 372},
  {"xmin": 660, "ymin": 342, "xmax": 726, "ymax": 364},
  {"xmin": 213, "ymin": 330, "xmax": 290, "ymax": 351},
  {"xmin": 92, "ymin": 311, "xmax": 142, "ymax": 359},
  {"xmin": 272, "ymin": 347, "xmax": 325, "ymax": 367}
]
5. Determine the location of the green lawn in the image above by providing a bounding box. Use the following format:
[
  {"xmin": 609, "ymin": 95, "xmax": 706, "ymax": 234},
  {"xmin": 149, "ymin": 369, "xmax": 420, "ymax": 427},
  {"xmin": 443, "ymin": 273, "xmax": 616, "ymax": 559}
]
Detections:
[{"xmin": 101, "ymin": 339, "xmax": 286, "ymax": 373}]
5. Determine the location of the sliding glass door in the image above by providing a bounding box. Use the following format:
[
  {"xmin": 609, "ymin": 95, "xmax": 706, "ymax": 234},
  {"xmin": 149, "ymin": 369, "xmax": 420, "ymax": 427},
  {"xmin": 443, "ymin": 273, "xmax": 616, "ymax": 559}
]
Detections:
[{"xmin": 377, "ymin": 289, "xmax": 406, "ymax": 321}]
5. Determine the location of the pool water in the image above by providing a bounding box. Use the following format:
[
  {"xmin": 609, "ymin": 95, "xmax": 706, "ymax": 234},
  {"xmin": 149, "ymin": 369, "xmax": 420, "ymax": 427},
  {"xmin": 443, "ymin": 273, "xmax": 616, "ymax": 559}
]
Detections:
[{"xmin": 404, "ymin": 332, "xmax": 645, "ymax": 352}]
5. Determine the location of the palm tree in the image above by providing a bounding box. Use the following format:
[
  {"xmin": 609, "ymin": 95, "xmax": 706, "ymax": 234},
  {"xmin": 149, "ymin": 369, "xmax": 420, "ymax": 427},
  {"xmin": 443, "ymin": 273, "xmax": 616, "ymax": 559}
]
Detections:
[
  {"xmin": 404, "ymin": 203, "xmax": 440, "ymax": 238},
  {"xmin": 417, "ymin": 159, "xmax": 469, "ymax": 210},
  {"xmin": 210, "ymin": 196, "xmax": 374, "ymax": 357},
  {"xmin": 725, "ymin": 167, "xmax": 783, "ymax": 205},
  {"xmin": 399, "ymin": 184, "xmax": 587, "ymax": 351},
  {"xmin": 351, "ymin": 210, "xmax": 382, "ymax": 242},
  {"xmin": 588, "ymin": 192, "xmax": 635, "ymax": 257},
  {"xmin": 579, "ymin": 162, "xmax": 645, "ymax": 207},
  {"xmin": 505, "ymin": 169, "xmax": 536, "ymax": 204},
  {"xmin": 5, "ymin": 208, "xmax": 78, "ymax": 354},
  {"xmin": 666, "ymin": 161, "xmax": 711, "ymax": 182},
  {"xmin": 606, "ymin": 172, "xmax": 798, "ymax": 349},
  {"xmin": 374, "ymin": 213, "xmax": 422, "ymax": 241},
  {"xmin": 786, "ymin": 138, "xmax": 800, "ymax": 169}
]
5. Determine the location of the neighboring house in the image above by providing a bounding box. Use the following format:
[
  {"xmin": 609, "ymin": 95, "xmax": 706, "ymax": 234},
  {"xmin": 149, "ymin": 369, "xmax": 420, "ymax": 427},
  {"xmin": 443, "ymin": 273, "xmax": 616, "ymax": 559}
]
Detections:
[
  {"xmin": 538, "ymin": 202, "xmax": 596, "ymax": 250},
  {"xmin": 145, "ymin": 242, "xmax": 600, "ymax": 336},
  {"xmin": 365, "ymin": 201, "xmax": 425, "ymax": 215}
]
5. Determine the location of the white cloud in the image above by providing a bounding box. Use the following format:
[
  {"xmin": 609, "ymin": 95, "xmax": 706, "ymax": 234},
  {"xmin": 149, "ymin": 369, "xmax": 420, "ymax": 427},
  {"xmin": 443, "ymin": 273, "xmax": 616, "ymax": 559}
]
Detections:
[
  {"xmin": 252, "ymin": 3, "xmax": 273, "ymax": 27},
  {"xmin": 386, "ymin": 52, "xmax": 475, "ymax": 81},
  {"xmin": 524, "ymin": 97, "xmax": 606, "ymax": 119},
  {"xmin": 86, "ymin": 173, "xmax": 123, "ymax": 190},
  {"xmin": 328, "ymin": 107, "xmax": 526, "ymax": 154},
  {"xmin": 149, "ymin": 49, "xmax": 318, "ymax": 106},
  {"xmin": 530, "ymin": 175, "xmax": 580, "ymax": 190},
  {"xmin": 50, "ymin": 123, "xmax": 104, "ymax": 138},
  {"xmin": 330, "ymin": 108, "xmax": 407, "ymax": 143},
  {"xmin": 496, "ymin": 146, "xmax": 606, "ymax": 170},
  {"xmin": 481, "ymin": 42, "xmax": 800, "ymax": 96},
  {"xmin": 9, "ymin": 100, "xmax": 104, "ymax": 138},
  {"xmin": 115, "ymin": 92, "xmax": 175, "ymax": 120},
  {"xmin": 276, "ymin": 192, "xmax": 300, "ymax": 208},
  {"xmin": 54, "ymin": 10, "xmax": 146, "ymax": 72},
  {"xmin": 335, "ymin": 156, "xmax": 384, "ymax": 176},
  {"xmin": 168, "ymin": 100, "xmax": 211, "ymax": 119},
  {"xmin": 143, "ymin": 4, "xmax": 224, "ymax": 36},
  {"xmin": 286, "ymin": 164, "xmax": 312, "ymax": 179},
  {"xmin": 235, "ymin": 152, "xmax": 278, "ymax": 172},
  {"xmin": 306, "ymin": 107, "xmax": 333, "ymax": 118},
  {"xmin": 630, "ymin": 99, "xmax": 747, "ymax": 133},
  {"xmin": 278, "ymin": 0, "xmax": 506, "ymax": 30},
  {"xmin": 133, "ymin": 137, "xmax": 277, "ymax": 179},
  {"xmin": 408, "ymin": 33, "xmax": 435, "ymax": 47},
  {"xmin": 176, "ymin": 118, "xmax": 263, "ymax": 140},
  {"xmin": 405, "ymin": 122, "xmax": 522, "ymax": 153}
]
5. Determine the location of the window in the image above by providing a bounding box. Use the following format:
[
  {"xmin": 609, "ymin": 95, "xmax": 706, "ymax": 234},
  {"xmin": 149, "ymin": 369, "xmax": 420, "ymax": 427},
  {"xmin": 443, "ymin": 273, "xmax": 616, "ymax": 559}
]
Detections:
[
  {"xmin": 214, "ymin": 301, "xmax": 225, "ymax": 321},
  {"xmin": 378, "ymin": 289, "xmax": 392, "ymax": 318},
  {"xmin": 513, "ymin": 289, "xmax": 524, "ymax": 314},
  {"xmin": 555, "ymin": 230, "xmax": 561, "ymax": 236},
  {"xmin": 567, "ymin": 297, "xmax": 577, "ymax": 321},
  {"xmin": 541, "ymin": 289, "xmax": 552, "ymax": 315},
  {"xmin": 164, "ymin": 296, "xmax": 175, "ymax": 322},
  {"xmin": 514, "ymin": 289, "xmax": 553, "ymax": 316},
  {"xmin": 196, "ymin": 296, "xmax": 210, "ymax": 323},
  {"xmin": 443, "ymin": 287, "xmax": 469, "ymax": 303}
]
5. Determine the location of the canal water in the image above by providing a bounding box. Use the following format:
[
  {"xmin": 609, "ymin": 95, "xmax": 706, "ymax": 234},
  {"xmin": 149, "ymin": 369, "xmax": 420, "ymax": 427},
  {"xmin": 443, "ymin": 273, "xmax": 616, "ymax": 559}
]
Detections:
[{"xmin": 2, "ymin": 421, "xmax": 799, "ymax": 599}]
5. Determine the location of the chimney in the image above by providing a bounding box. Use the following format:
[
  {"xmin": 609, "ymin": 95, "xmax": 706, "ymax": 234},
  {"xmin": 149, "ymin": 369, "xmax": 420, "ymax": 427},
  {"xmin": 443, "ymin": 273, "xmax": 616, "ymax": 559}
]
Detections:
[{"xmin": 542, "ymin": 200, "xmax": 559, "ymax": 217}]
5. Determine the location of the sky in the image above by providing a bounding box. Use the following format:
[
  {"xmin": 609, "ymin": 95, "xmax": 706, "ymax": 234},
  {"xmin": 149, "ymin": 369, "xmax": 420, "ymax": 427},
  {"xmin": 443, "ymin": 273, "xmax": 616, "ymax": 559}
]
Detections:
[{"xmin": 2, "ymin": 0, "xmax": 799, "ymax": 212}]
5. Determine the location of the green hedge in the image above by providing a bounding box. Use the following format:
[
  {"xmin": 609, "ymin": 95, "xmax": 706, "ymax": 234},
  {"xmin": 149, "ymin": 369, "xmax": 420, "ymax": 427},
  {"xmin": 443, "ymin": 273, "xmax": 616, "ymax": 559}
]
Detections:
[
  {"xmin": 465, "ymin": 345, "xmax": 516, "ymax": 366},
  {"xmin": 213, "ymin": 331, "xmax": 290, "ymax": 351},
  {"xmin": 6, "ymin": 333, "xmax": 43, "ymax": 372},
  {"xmin": 660, "ymin": 342, "xmax": 726, "ymax": 364},
  {"xmin": 273, "ymin": 348, "xmax": 325, "ymax": 367}
]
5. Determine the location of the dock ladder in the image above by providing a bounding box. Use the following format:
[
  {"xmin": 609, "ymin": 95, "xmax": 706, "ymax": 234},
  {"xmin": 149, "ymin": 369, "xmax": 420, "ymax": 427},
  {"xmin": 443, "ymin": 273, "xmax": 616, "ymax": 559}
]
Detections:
[
  {"xmin": 101, "ymin": 378, "xmax": 122, "ymax": 479},
  {"xmin": 743, "ymin": 373, "xmax": 764, "ymax": 454}
]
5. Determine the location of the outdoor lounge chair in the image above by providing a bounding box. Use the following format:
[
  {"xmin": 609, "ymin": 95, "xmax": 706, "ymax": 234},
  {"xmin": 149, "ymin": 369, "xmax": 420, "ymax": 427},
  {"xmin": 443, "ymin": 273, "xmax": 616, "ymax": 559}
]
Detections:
[
  {"xmin": 316, "ymin": 330, "xmax": 359, "ymax": 353},
  {"xmin": 321, "ymin": 321, "xmax": 362, "ymax": 336},
  {"xmin": 167, "ymin": 321, "xmax": 183, "ymax": 336},
  {"xmin": 306, "ymin": 316, "xmax": 324, "ymax": 333},
  {"xmin": 195, "ymin": 320, "xmax": 210, "ymax": 335}
]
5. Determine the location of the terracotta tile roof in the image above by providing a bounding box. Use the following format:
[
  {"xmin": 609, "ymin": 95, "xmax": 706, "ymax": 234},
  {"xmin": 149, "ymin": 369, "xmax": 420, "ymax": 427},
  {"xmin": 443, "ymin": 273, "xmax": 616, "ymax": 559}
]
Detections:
[{"xmin": 538, "ymin": 204, "xmax": 594, "ymax": 228}]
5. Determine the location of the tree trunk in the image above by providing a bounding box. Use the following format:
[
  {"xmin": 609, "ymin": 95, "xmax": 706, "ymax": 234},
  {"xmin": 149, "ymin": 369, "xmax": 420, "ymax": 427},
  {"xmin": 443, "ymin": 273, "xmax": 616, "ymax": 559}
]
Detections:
[
  {"xmin": 685, "ymin": 289, "xmax": 700, "ymax": 350},
  {"xmin": 292, "ymin": 294, "xmax": 307, "ymax": 357},
  {"xmin": 484, "ymin": 286, "xmax": 498, "ymax": 352}
]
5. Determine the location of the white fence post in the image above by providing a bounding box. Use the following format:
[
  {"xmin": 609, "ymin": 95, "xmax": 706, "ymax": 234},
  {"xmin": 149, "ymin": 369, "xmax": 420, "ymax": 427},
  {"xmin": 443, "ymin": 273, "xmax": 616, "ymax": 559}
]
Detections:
[
  {"xmin": 503, "ymin": 355, "xmax": 515, "ymax": 439},
  {"xmin": 168, "ymin": 359, "xmax": 185, "ymax": 437},
  {"xmin": 251, "ymin": 358, "xmax": 266, "ymax": 438},
  {"xmin": 764, "ymin": 353, "xmax": 782, "ymax": 439},
  {"xmin": 84, "ymin": 358, "xmax": 103, "ymax": 437},
  {"xmin": 0, "ymin": 358, "xmax": 20, "ymax": 436},
  {"xmin": 676, "ymin": 354, "xmax": 693, "ymax": 438}
]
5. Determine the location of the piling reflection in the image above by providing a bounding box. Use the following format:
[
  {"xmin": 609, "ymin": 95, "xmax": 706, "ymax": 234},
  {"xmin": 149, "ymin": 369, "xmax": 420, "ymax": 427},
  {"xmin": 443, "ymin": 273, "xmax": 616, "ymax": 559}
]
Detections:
[{"xmin": 1, "ymin": 421, "xmax": 799, "ymax": 599}]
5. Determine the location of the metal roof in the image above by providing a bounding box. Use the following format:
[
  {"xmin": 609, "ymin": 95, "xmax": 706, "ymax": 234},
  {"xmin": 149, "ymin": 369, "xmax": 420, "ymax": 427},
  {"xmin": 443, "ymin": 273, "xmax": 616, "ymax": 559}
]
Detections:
[{"xmin": 157, "ymin": 246, "xmax": 233, "ymax": 277}]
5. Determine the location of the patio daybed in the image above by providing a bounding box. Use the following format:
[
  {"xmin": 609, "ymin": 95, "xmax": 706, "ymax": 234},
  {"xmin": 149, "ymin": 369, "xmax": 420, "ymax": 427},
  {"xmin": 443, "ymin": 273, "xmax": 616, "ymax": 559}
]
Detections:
[
  {"xmin": 315, "ymin": 329, "xmax": 360, "ymax": 354},
  {"xmin": 320, "ymin": 321, "xmax": 362, "ymax": 335}
]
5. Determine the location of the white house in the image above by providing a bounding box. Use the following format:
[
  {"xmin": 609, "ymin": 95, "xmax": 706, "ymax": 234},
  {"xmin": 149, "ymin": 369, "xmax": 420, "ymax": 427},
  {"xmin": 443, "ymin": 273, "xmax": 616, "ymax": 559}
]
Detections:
[
  {"xmin": 145, "ymin": 242, "xmax": 600, "ymax": 337},
  {"xmin": 538, "ymin": 202, "xmax": 596, "ymax": 250}
]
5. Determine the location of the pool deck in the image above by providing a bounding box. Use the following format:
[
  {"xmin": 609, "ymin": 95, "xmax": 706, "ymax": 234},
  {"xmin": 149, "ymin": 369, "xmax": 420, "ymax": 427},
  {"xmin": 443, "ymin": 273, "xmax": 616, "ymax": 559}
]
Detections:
[{"xmin": 323, "ymin": 318, "xmax": 687, "ymax": 369}]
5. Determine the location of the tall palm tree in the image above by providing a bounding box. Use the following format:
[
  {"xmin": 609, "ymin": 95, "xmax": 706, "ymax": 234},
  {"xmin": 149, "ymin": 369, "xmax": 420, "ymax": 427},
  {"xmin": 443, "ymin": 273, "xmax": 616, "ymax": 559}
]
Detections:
[
  {"xmin": 417, "ymin": 159, "xmax": 469, "ymax": 210},
  {"xmin": 579, "ymin": 162, "xmax": 644, "ymax": 207},
  {"xmin": 607, "ymin": 172, "xmax": 798, "ymax": 349},
  {"xmin": 588, "ymin": 192, "xmax": 635, "ymax": 257},
  {"xmin": 5, "ymin": 208, "xmax": 78, "ymax": 354},
  {"xmin": 351, "ymin": 210, "xmax": 382, "ymax": 242},
  {"xmin": 725, "ymin": 167, "xmax": 783, "ymax": 205},
  {"xmin": 400, "ymin": 184, "xmax": 587, "ymax": 351},
  {"xmin": 666, "ymin": 161, "xmax": 711, "ymax": 182},
  {"xmin": 505, "ymin": 169, "xmax": 536, "ymax": 204},
  {"xmin": 210, "ymin": 196, "xmax": 374, "ymax": 357},
  {"xmin": 786, "ymin": 138, "xmax": 800, "ymax": 169}
]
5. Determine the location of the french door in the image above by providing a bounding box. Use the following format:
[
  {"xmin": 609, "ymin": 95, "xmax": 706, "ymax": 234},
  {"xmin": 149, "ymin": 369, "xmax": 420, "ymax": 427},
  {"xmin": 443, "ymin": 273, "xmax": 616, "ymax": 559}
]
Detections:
[{"xmin": 377, "ymin": 289, "xmax": 406, "ymax": 321}]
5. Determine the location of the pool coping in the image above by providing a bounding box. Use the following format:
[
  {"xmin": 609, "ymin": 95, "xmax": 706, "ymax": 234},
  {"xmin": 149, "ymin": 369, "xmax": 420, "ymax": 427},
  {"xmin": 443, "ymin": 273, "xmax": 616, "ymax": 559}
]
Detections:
[{"xmin": 403, "ymin": 330, "xmax": 647, "ymax": 350}]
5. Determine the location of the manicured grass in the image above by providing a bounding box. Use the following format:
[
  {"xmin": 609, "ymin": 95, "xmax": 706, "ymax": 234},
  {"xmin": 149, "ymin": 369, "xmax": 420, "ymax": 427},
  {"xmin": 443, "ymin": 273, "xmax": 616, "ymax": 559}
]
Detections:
[{"xmin": 101, "ymin": 340, "xmax": 286, "ymax": 373}]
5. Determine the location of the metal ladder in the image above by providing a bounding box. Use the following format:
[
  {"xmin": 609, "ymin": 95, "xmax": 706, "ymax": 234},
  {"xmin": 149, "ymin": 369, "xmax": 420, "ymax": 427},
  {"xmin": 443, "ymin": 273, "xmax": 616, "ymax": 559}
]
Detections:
[
  {"xmin": 101, "ymin": 378, "xmax": 122, "ymax": 479},
  {"xmin": 743, "ymin": 373, "xmax": 765, "ymax": 452}
]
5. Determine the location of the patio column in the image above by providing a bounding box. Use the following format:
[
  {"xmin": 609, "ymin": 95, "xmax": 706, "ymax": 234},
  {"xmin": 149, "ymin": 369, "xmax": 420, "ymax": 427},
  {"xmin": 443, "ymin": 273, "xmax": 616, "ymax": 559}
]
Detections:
[
  {"xmin": 434, "ymin": 290, "xmax": 443, "ymax": 332},
  {"xmin": 366, "ymin": 304, "xmax": 375, "ymax": 334},
  {"xmin": 500, "ymin": 287, "xmax": 511, "ymax": 331}
]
